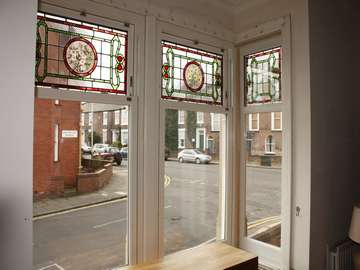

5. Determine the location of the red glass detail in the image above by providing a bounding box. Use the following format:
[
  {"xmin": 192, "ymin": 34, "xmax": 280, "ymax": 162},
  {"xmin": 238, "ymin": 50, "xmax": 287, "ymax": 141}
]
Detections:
[
  {"xmin": 164, "ymin": 65, "xmax": 169, "ymax": 71},
  {"xmin": 164, "ymin": 73, "xmax": 169, "ymax": 79},
  {"xmin": 117, "ymin": 55, "xmax": 124, "ymax": 62},
  {"xmin": 117, "ymin": 64, "xmax": 123, "ymax": 71}
]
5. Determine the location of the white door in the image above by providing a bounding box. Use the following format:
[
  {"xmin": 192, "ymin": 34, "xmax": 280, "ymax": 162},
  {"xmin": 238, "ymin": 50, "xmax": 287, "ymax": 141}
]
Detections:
[{"xmin": 238, "ymin": 33, "xmax": 291, "ymax": 269}]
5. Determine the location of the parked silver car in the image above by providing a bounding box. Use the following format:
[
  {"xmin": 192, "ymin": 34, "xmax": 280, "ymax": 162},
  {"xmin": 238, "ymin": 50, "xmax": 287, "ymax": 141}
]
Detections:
[
  {"xmin": 91, "ymin": 143, "xmax": 110, "ymax": 155},
  {"xmin": 177, "ymin": 149, "xmax": 212, "ymax": 164}
]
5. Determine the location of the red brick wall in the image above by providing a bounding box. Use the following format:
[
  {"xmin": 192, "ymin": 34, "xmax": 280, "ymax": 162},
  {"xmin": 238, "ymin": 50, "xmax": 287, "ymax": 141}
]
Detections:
[{"xmin": 33, "ymin": 98, "xmax": 81, "ymax": 200}]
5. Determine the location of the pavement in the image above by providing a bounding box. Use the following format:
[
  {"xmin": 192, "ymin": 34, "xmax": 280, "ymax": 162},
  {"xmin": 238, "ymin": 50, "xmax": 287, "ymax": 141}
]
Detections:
[
  {"xmin": 33, "ymin": 161, "xmax": 281, "ymax": 270},
  {"xmin": 33, "ymin": 161, "xmax": 128, "ymax": 217}
]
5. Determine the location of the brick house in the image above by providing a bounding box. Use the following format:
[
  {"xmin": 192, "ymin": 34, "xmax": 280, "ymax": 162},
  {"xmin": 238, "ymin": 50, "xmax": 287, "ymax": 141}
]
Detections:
[
  {"xmin": 81, "ymin": 104, "xmax": 128, "ymax": 147},
  {"xmin": 246, "ymin": 112, "xmax": 282, "ymax": 167},
  {"xmin": 33, "ymin": 98, "xmax": 81, "ymax": 200},
  {"xmin": 177, "ymin": 111, "xmax": 223, "ymax": 160}
]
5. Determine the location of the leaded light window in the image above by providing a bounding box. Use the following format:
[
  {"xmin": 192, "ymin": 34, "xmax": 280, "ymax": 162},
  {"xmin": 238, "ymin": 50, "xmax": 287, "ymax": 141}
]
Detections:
[
  {"xmin": 36, "ymin": 12, "xmax": 128, "ymax": 94},
  {"xmin": 245, "ymin": 47, "xmax": 281, "ymax": 105},
  {"xmin": 161, "ymin": 41, "xmax": 223, "ymax": 105}
]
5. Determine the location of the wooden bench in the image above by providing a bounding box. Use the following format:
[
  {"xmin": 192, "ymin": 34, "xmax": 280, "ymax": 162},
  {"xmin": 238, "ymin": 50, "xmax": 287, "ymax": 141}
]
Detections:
[{"xmin": 123, "ymin": 242, "xmax": 258, "ymax": 270}]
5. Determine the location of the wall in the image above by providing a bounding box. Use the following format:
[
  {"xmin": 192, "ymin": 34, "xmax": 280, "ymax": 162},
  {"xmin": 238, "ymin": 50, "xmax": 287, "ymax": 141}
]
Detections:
[
  {"xmin": 0, "ymin": 0, "xmax": 37, "ymax": 269},
  {"xmin": 234, "ymin": 1, "xmax": 312, "ymax": 269},
  {"xmin": 309, "ymin": 0, "xmax": 360, "ymax": 269}
]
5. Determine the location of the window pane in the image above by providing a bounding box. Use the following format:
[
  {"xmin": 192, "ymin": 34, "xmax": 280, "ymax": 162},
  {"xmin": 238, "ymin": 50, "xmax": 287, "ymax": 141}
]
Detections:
[
  {"xmin": 245, "ymin": 112, "xmax": 282, "ymax": 247},
  {"xmin": 164, "ymin": 109, "xmax": 226, "ymax": 254},
  {"xmin": 161, "ymin": 41, "xmax": 223, "ymax": 105},
  {"xmin": 36, "ymin": 12, "xmax": 128, "ymax": 94},
  {"xmin": 245, "ymin": 48, "xmax": 281, "ymax": 105},
  {"xmin": 33, "ymin": 98, "xmax": 129, "ymax": 269}
]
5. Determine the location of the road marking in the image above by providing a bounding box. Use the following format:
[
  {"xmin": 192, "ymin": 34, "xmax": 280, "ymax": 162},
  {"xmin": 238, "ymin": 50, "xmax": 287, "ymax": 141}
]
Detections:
[
  {"xmin": 33, "ymin": 197, "xmax": 127, "ymax": 221},
  {"xmin": 93, "ymin": 218, "xmax": 127, "ymax": 229},
  {"xmin": 164, "ymin": 175, "xmax": 172, "ymax": 187},
  {"xmin": 38, "ymin": 263, "xmax": 65, "ymax": 270}
]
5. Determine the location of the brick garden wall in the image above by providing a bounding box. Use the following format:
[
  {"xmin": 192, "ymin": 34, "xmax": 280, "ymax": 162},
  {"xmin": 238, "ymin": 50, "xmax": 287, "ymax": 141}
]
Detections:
[{"xmin": 33, "ymin": 98, "xmax": 81, "ymax": 200}]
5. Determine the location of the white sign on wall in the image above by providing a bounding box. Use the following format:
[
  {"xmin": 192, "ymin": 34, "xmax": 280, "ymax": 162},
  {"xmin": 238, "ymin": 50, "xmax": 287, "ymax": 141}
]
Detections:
[{"xmin": 62, "ymin": 130, "xmax": 78, "ymax": 138}]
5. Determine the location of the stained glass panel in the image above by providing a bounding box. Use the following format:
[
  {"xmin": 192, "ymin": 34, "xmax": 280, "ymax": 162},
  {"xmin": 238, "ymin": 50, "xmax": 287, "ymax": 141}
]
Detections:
[
  {"xmin": 245, "ymin": 47, "xmax": 281, "ymax": 105},
  {"xmin": 36, "ymin": 12, "xmax": 128, "ymax": 94},
  {"xmin": 161, "ymin": 41, "xmax": 223, "ymax": 105}
]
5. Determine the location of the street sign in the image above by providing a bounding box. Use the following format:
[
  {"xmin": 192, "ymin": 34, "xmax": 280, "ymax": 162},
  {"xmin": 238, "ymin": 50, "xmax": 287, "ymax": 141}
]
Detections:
[{"xmin": 62, "ymin": 130, "xmax": 78, "ymax": 138}]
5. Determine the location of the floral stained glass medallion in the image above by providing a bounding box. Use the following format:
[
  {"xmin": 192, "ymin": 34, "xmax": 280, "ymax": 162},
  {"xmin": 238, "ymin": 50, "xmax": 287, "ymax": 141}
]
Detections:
[
  {"xmin": 183, "ymin": 61, "xmax": 204, "ymax": 92},
  {"xmin": 161, "ymin": 41, "xmax": 223, "ymax": 105},
  {"xmin": 36, "ymin": 12, "xmax": 128, "ymax": 94},
  {"xmin": 64, "ymin": 37, "xmax": 97, "ymax": 77},
  {"xmin": 245, "ymin": 47, "xmax": 281, "ymax": 105}
]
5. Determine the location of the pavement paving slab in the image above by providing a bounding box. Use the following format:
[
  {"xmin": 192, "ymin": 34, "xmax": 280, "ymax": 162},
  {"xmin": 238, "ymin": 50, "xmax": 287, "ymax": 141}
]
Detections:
[{"xmin": 33, "ymin": 165, "xmax": 128, "ymax": 217}]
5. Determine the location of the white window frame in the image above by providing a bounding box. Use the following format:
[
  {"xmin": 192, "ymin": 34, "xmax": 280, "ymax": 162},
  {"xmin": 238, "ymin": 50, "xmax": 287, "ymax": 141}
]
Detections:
[
  {"xmin": 178, "ymin": 128, "xmax": 185, "ymax": 149},
  {"xmin": 211, "ymin": 113, "xmax": 221, "ymax": 132},
  {"xmin": 102, "ymin": 129, "xmax": 108, "ymax": 143},
  {"xmin": 238, "ymin": 17, "xmax": 292, "ymax": 269},
  {"xmin": 88, "ymin": 112, "xmax": 93, "ymax": 126},
  {"xmin": 121, "ymin": 107, "xmax": 128, "ymax": 126},
  {"xmin": 157, "ymin": 27, "xmax": 233, "ymax": 259},
  {"xmin": 196, "ymin": 112, "xmax": 204, "ymax": 124},
  {"xmin": 178, "ymin": 110, "xmax": 185, "ymax": 125},
  {"xmin": 114, "ymin": 110, "xmax": 120, "ymax": 125},
  {"xmin": 81, "ymin": 113, "xmax": 85, "ymax": 126},
  {"xmin": 54, "ymin": 124, "xmax": 59, "ymax": 162},
  {"xmin": 265, "ymin": 135, "xmax": 275, "ymax": 154},
  {"xmin": 112, "ymin": 129, "xmax": 119, "ymax": 143},
  {"xmin": 271, "ymin": 112, "xmax": 282, "ymax": 131},
  {"xmin": 248, "ymin": 113, "xmax": 260, "ymax": 131},
  {"xmin": 103, "ymin": 111, "xmax": 108, "ymax": 126},
  {"xmin": 121, "ymin": 128, "xmax": 129, "ymax": 146},
  {"xmin": 34, "ymin": 3, "xmax": 141, "ymax": 266}
]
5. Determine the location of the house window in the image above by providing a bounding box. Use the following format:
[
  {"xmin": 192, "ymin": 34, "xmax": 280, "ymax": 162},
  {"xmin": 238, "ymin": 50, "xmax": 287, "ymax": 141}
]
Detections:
[
  {"xmin": 161, "ymin": 40, "xmax": 223, "ymax": 105},
  {"xmin": 178, "ymin": 128, "xmax": 185, "ymax": 148},
  {"xmin": 121, "ymin": 129, "xmax": 128, "ymax": 145},
  {"xmin": 114, "ymin": 110, "xmax": 120, "ymax": 125},
  {"xmin": 121, "ymin": 108, "xmax": 128, "ymax": 126},
  {"xmin": 102, "ymin": 129, "xmax": 107, "ymax": 144},
  {"xmin": 265, "ymin": 135, "xmax": 275, "ymax": 154},
  {"xmin": 178, "ymin": 111, "xmax": 185, "ymax": 125},
  {"xmin": 35, "ymin": 12, "xmax": 128, "ymax": 94},
  {"xmin": 103, "ymin": 112, "xmax": 108, "ymax": 126},
  {"xmin": 88, "ymin": 112, "xmax": 93, "ymax": 126},
  {"xmin": 112, "ymin": 130, "xmax": 119, "ymax": 143},
  {"xmin": 81, "ymin": 113, "xmax": 85, "ymax": 126},
  {"xmin": 54, "ymin": 99, "xmax": 60, "ymax": 105},
  {"xmin": 197, "ymin": 112, "xmax": 204, "ymax": 124},
  {"xmin": 248, "ymin": 113, "xmax": 259, "ymax": 131},
  {"xmin": 271, "ymin": 112, "xmax": 282, "ymax": 131},
  {"xmin": 211, "ymin": 113, "xmax": 221, "ymax": 131},
  {"xmin": 54, "ymin": 124, "xmax": 59, "ymax": 162}
]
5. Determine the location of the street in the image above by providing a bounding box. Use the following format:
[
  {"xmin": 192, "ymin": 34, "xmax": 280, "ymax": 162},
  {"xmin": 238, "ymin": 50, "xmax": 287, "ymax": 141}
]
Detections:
[{"xmin": 33, "ymin": 162, "xmax": 281, "ymax": 270}]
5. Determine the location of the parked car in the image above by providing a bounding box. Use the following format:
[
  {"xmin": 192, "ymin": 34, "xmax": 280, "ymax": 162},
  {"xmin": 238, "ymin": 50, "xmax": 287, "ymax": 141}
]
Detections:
[
  {"xmin": 81, "ymin": 143, "xmax": 92, "ymax": 154},
  {"xmin": 91, "ymin": 143, "xmax": 110, "ymax": 155},
  {"xmin": 99, "ymin": 147, "xmax": 122, "ymax": 165},
  {"xmin": 120, "ymin": 147, "xmax": 128, "ymax": 159},
  {"xmin": 177, "ymin": 149, "xmax": 212, "ymax": 164}
]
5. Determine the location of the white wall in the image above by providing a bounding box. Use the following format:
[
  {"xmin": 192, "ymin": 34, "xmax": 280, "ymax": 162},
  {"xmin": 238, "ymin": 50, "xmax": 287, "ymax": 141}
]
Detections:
[
  {"xmin": 0, "ymin": 0, "xmax": 37, "ymax": 269},
  {"xmin": 308, "ymin": 0, "xmax": 360, "ymax": 269}
]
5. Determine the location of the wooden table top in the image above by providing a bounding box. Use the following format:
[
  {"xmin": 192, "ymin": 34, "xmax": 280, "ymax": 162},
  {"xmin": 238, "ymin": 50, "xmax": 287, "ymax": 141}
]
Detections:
[{"xmin": 123, "ymin": 242, "xmax": 258, "ymax": 270}]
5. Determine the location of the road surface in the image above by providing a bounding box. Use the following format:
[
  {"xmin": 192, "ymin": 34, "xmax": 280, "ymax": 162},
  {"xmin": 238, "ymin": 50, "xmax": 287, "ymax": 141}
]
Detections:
[{"xmin": 33, "ymin": 162, "xmax": 281, "ymax": 269}]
